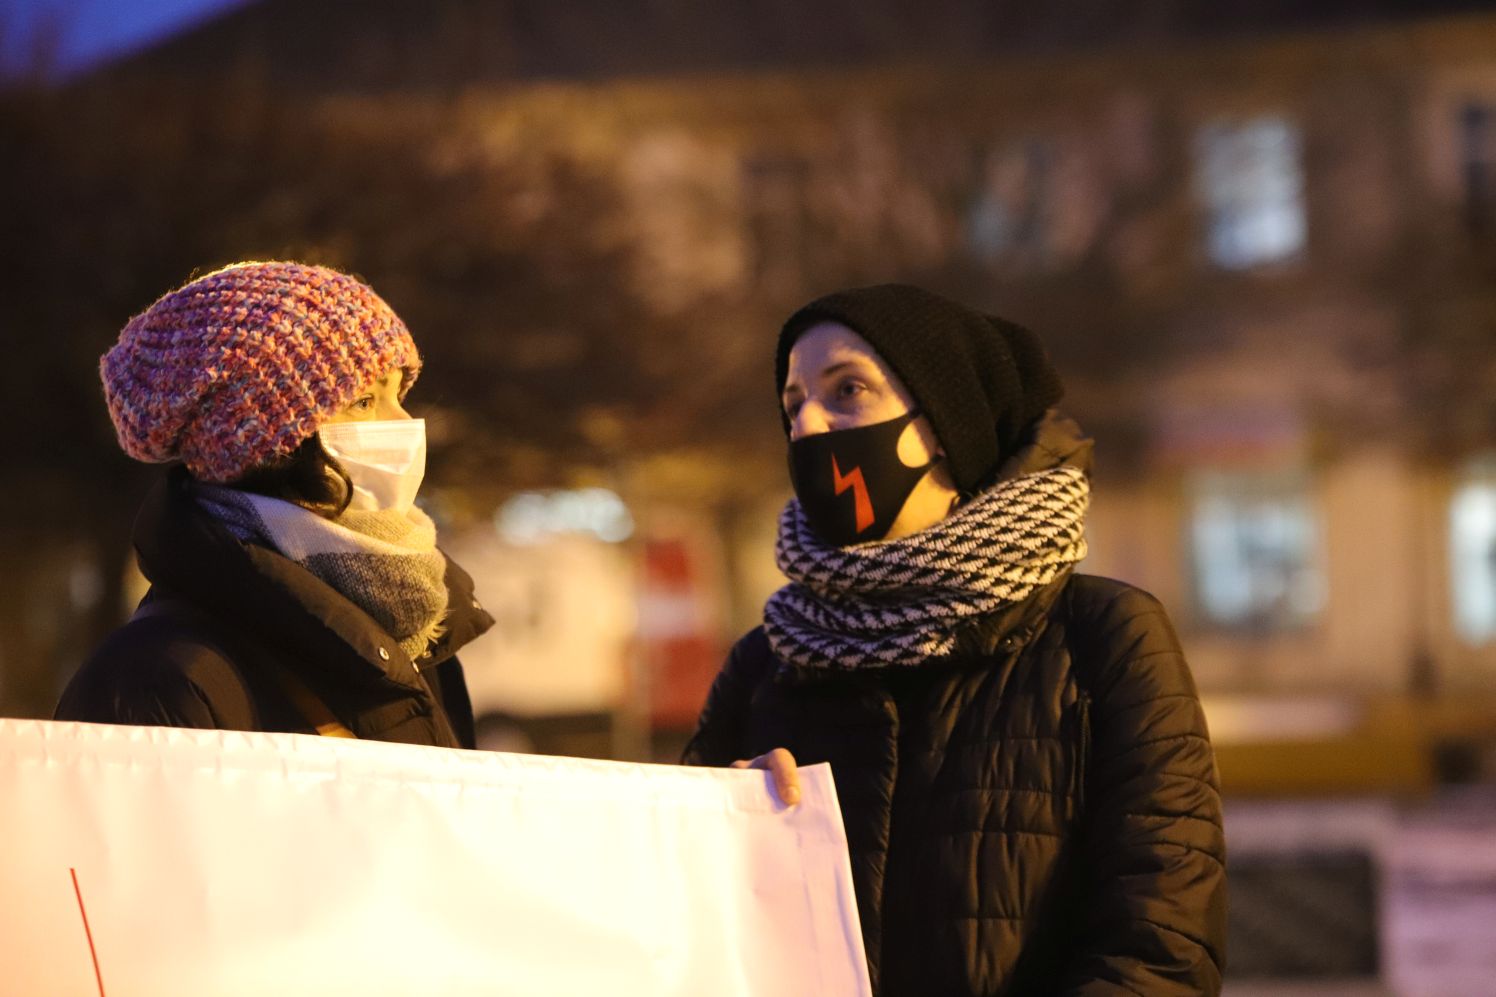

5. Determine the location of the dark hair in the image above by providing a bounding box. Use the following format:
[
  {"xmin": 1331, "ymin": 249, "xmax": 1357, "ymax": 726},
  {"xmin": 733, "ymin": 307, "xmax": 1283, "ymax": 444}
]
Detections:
[{"xmin": 229, "ymin": 433, "xmax": 354, "ymax": 518}]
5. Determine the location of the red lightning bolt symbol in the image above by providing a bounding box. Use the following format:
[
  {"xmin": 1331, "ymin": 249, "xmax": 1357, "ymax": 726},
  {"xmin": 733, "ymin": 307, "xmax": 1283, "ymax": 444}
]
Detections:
[{"xmin": 831, "ymin": 455, "xmax": 876, "ymax": 534}]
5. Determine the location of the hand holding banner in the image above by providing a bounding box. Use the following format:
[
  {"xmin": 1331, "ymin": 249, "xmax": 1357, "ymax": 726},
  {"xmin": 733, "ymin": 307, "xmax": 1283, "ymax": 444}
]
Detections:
[{"xmin": 0, "ymin": 719, "xmax": 870, "ymax": 997}]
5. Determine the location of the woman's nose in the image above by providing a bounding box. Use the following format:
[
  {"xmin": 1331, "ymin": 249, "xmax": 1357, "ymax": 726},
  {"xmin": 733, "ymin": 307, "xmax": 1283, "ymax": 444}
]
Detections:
[
  {"xmin": 790, "ymin": 401, "xmax": 831, "ymax": 441},
  {"xmin": 380, "ymin": 396, "xmax": 412, "ymax": 421}
]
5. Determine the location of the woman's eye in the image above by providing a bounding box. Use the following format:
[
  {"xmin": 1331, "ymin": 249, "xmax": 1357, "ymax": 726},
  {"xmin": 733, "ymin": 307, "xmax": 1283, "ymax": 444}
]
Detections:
[
  {"xmin": 354, "ymin": 396, "xmax": 375, "ymax": 410},
  {"xmin": 836, "ymin": 380, "xmax": 867, "ymax": 401}
]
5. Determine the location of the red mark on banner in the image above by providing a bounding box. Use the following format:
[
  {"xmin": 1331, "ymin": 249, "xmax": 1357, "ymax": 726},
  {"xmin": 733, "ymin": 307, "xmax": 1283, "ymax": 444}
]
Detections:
[
  {"xmin": 70, "ymin": 868, "xmax": 106, "ymax": 997},
  {"xmin": 831, "ymin": 456, "xmax": 875, "ymax": 533}
]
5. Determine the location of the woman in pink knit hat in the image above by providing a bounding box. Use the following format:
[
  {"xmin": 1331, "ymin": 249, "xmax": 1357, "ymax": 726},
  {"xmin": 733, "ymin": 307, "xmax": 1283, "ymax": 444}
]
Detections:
[{"xmin": 56, "ymin": 262, "xmax": 492, "ymax": 746}]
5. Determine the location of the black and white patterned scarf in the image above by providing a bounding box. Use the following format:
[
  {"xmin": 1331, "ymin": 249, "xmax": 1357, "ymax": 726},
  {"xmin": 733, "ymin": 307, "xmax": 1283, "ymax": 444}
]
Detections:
[
  {"xmin": 763, "ymin": 465, "xmax": 1089, "ymax": 670},
  {"xmin": 195, "ymin": 485, "xmax": 449, "ymax": 661}
]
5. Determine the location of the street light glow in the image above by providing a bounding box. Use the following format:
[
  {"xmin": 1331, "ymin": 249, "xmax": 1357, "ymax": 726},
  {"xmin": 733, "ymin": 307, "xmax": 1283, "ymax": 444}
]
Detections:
[{"xmin": 495, "ymin": 488, "xmax": 635, "ymax": 545}]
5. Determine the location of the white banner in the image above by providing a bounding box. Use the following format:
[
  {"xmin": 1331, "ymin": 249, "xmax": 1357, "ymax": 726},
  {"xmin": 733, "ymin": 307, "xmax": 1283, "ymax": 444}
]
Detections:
[{"xmin": 0, "ymin": 720, "xmax": 870, "ymax": 997}]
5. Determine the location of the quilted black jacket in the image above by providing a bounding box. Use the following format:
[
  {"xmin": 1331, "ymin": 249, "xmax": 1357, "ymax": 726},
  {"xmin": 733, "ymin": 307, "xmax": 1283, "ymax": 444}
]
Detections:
[{"xmin": 684, "ymin": 571, "xmax": 1226, "ymax": 996}]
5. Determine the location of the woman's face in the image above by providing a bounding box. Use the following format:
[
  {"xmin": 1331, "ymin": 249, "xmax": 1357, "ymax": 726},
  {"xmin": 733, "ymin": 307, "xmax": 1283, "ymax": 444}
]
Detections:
[
  {"xmin": 323, "ymin": 369, "xmax": 411, "ymax": 424},
  {"xmin": 782, "ymin": 322, "xmax": 957, "ymax": 540},
  {"xmin": 782, "ymin": 322, "xmax": 940, "ymax": 464}
]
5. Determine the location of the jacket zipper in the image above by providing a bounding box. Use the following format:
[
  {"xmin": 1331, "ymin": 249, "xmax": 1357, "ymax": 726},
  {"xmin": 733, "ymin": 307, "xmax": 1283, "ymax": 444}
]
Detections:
[{"xmin": 1073, "ymin": 692, "xmax": 1091, "ymax": 817}]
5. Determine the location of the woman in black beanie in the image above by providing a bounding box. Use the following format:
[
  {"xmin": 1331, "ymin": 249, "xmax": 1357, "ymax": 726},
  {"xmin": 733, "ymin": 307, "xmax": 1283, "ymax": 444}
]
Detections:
[{"xmin": 685, "ymin": 284, "xmax": 1226, "ymax": 996}]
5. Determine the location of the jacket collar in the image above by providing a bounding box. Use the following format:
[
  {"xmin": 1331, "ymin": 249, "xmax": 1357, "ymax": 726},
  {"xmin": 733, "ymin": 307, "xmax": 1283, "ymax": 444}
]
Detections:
[
  {"xmin": 134, "ymin": 468, "xmax": 494, "ymax": 698},
  {"xmin": 947, "ymin": 407, "xmax": 1091, "ymax": 659},
  {"xmin": 950, "ymin": 570, "xmax": 1072, "ymax": 661},
  {"xmin": 983, "ymin": 407, "xmax": 1094, "ymax": 487}
]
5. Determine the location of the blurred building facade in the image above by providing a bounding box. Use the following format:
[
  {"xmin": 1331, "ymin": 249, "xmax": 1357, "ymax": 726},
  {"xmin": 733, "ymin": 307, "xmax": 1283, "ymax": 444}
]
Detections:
[
  {"xmin": 8, "ymin": 9, "xmax": 1496, "ymax": 988},
  {"xmin": 373, "ymin": 12, "xmax": 1496, "ymax": 768},
  {"xmin": 6, "ymin": 5, "xmax": 1496, "ymax": 786}
]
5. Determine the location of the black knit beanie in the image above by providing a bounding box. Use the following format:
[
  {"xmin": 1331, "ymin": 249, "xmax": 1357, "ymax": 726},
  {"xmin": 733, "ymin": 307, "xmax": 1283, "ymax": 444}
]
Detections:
[{"xmin": 775, "ymin": 284, "xmax": 1064, "ymax": 494}]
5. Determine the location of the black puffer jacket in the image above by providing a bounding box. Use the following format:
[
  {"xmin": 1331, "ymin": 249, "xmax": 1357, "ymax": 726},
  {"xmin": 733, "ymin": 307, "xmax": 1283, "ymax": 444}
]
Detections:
[
  {"xmin": 56, "ymin": 469, "xmax": 492, "ymax": 748},
  {"xmin": 685, "ymin": 573, "xmax": 1226, "ymax": 996}
]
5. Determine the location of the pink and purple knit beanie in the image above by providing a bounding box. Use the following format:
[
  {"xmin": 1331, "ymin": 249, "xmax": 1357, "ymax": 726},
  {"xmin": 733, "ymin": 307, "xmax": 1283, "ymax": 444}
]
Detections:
[{"xmin": 101, "ymin": 261, "xmax": 420, "ymax": 483}]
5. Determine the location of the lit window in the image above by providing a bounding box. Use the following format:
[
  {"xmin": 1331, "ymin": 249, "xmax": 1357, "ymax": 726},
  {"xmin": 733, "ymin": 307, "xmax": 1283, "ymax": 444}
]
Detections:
[
  {"xmin": 1460, "ymin": 102, "xmax": 1496, "ymax": 233},
  {"xmin": 1451, "ymin": 460, "xmax": 1496, "ymax": 644},
  {"xmin": 1194, "ymin": 116, "xmax": 1306, "ymax": 269},
  {"xmin": 966, "ymin": 140, "xmax": 1053, "ymax": 263},
  {"xmin": 1189, "ymin": 470, "xmax": 1324, "ymax": 632}
]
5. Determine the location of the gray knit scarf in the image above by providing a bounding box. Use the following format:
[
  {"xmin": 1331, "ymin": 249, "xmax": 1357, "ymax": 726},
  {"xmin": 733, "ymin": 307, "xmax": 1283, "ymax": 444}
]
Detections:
[
  {"xmin": 763, "ymin": 465, "xmax": 1089, "ymax": 670},
  {"xmin": 195, "ymin": 485, "xmax": 449, "ymax": 661}
]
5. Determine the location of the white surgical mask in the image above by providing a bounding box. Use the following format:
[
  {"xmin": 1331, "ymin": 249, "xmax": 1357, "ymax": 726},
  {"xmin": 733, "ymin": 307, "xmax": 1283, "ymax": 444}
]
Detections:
[{"xmin": 319, "ymin": 419, "xmax": 427, "ymax": 513}]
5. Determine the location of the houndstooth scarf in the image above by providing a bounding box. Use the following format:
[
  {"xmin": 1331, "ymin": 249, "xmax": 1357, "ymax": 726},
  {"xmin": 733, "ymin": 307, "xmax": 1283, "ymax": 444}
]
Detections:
[
  {"xmin": 195, "ymin": 485, "xmax": 449, "ymax": 661},
  {"xmin": 764, "ymin": 465, "xmax": 1089, "ymax": 670}
]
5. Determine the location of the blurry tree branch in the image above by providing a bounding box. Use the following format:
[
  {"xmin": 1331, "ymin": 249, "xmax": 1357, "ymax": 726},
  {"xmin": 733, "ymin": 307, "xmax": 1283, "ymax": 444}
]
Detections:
[{"xmin": 0, "ymin": 72, "xmax": 782, "ymax": 713}]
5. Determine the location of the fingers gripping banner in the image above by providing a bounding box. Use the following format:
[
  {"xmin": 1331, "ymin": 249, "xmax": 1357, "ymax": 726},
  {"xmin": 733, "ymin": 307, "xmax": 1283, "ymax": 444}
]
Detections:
[{"xmin": 0, "ymin": 720, "xmax": 871, "ymax": 997}]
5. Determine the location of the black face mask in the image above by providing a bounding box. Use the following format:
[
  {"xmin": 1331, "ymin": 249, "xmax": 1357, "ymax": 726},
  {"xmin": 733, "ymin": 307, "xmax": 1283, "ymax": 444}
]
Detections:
[{"xmin": 788, "ymin": 410, "xmax": 938, "ymax": 547}]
